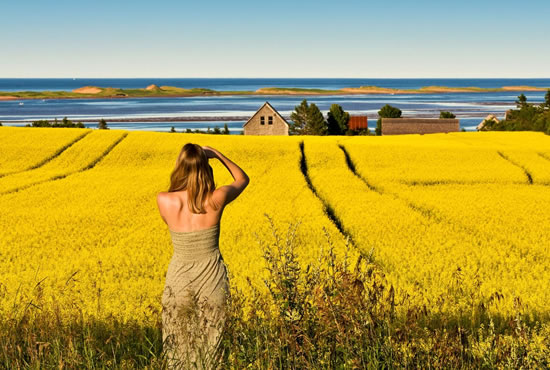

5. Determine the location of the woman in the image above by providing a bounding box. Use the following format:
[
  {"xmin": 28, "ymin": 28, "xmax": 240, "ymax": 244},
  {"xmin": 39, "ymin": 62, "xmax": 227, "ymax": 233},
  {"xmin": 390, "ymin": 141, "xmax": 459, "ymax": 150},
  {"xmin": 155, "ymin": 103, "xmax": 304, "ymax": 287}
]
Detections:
[{"xmin": 156, "ymin": 144, "xmax": 249, "ymax": 369}]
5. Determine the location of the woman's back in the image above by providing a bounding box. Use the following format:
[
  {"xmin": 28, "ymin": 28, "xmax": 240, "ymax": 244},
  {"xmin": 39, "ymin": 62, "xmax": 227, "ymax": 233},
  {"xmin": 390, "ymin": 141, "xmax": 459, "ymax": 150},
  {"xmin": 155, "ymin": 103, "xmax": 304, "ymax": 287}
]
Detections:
[{"xmin": 159, "ymin": 190, "xmax": 223, "ymax": 233}]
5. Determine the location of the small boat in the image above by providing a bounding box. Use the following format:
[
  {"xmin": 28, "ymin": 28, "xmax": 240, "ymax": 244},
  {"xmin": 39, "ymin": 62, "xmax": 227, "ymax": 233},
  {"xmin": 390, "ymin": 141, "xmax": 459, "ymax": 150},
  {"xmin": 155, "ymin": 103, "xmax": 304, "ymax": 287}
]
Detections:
[{"xmin": 19, "ymin": 102, "xmax": 24, "ymax": 106}]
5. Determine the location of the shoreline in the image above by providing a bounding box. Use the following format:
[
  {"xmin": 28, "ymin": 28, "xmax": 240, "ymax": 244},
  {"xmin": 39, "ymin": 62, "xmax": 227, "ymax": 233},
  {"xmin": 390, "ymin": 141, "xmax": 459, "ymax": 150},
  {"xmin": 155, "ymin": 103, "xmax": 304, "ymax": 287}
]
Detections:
[
  {"xmin": 0, "ymin": 84, "xmax": 548, "ymax": 101},
  {"xmin": 0, "ymin": 113, "xmax": 503, "ymax": 124}
]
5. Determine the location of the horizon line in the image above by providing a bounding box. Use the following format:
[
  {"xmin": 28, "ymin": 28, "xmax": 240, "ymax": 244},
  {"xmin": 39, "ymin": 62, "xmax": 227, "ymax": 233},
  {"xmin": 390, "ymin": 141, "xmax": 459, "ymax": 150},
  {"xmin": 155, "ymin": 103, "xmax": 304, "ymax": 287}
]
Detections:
[{"xmin": 2, "ymin": 76, "xmax": 550, "ymax": 79}]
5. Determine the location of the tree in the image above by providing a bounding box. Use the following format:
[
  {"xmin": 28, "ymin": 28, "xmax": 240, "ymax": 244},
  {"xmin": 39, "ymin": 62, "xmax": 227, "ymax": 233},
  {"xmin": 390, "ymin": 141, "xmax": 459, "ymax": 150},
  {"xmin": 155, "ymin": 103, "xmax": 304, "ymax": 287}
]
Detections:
[
  {"xmin": 545, "ymin": 89, "xmax": 550, "ymax": 108},
  {"xmin": 327, "ymin": 104, "xmax": 350, "ymax": 135},
  {"xmin": 376, "ymin": 104, "xmax": 402, "ymax": 135},
  {"xmin": 170, "ymin": 126, "xmax": 176, "ymax": 133},
  {"xmin": 289, "ymin": 100, "xmax": 310, "ymax": 135},
  {"xmin": 439, "ymin": 111, "xmax": 456, "ymax": 119},
  {"xmin": 98, "ymin": 119, "xmax": 109, "ymax": 130},
  {"xmin": 515, "ymin": 93, "xmax": 527, "ymax": 108},
  {"xmin": 0, "ymin": 122, "xmax": 3, "ymax": 126},
  {"xmin": 223, "ymin": 123, "xmax": 230, "ymax": 135},
  {"xmin": 478, "ymin": 118, "xmax": 500, "ymax": 131},
  {"xmin": 213, "ymin": 126, "xmax": 222, "ymax": 134},
  {"xmin": 306, "ymin": 103, "xmax": 328, "ymax": 135},
  {"xmin": 289, "ymin": 99, "xmax": 328, "ymax": 135}
]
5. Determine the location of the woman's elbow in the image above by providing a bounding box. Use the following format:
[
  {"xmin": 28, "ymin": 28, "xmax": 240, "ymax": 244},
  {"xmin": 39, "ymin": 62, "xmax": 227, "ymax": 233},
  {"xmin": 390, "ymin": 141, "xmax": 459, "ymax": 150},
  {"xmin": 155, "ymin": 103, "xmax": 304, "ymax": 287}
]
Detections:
[{"xmin": 241, "ymin": 175, "xmax": 250, "ymax": 190}]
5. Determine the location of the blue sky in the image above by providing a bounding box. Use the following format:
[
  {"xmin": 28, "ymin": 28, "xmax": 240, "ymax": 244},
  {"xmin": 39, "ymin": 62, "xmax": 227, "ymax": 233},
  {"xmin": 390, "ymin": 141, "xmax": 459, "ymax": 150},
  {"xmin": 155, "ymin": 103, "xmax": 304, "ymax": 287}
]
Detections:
[{"xmin": 1, "ymin": 0, "xmax": 549, "ymax": 78}]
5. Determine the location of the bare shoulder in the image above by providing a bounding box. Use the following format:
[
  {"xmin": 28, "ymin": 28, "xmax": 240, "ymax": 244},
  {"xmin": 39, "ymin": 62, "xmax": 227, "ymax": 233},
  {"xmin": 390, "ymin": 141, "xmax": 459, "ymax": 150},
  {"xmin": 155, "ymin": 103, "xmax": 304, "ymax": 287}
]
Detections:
[
  {"xmin": 212, "ymin": 185, "xmax": 229, "ymax": 198},
  {"xmin": 156, "ymin": 192, "xmax": 180, "ymax": 209},
  {"xmin": 156, "ymin": 191, "xmax": 169, "ymax": 203}
]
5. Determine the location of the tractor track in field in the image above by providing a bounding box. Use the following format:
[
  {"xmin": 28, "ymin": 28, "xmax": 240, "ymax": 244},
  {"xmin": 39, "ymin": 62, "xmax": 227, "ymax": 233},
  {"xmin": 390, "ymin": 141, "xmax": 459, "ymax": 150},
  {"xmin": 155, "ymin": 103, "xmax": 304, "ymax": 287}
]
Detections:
[
  {"xmin": 1, "ymin": 133, "xmax": 128, "ymax": 196},
  {"xmin": 0, "ymin": 130, "xmax": 92, "ymax": 179},
  {"xmin": 298, "ymin": 141, "xmax": 357, "ymax": 249},
  {"xmin": 338, "ymin": 144, "xmax": 529, "ymax": 256},
  {"xmin": 538, "ymin": 152, "xmax": 550, "ymax": 162},
  {"xmin": 497, "ymin": 151, "xmax": 533, "ymax": 184},
  {"xmin": 338, "ymin": 144, "xmax": 444, "ymax": 223}
]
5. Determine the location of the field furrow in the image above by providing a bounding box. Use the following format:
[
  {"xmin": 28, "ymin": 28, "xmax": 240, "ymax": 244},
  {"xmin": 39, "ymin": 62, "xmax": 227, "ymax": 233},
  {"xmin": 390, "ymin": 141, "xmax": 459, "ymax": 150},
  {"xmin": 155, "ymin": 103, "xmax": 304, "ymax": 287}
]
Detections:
[
  {"xmin": 304, "ymin": 137, "xmax": 550, "ymax": 319},
  {"xmin": 497, "ymin": 150, "xmax": 550, "ymax": 184},
  {"xmin": 0, "ymin": 132, "xmax": 355, "ymax": 323},
  {"xmin": 0, "ymin": 130, "xmax": 127, "ymax": 194},
  {"xmin": 0, "ymin": 127, "xmax": 90, "ymax": 177}
]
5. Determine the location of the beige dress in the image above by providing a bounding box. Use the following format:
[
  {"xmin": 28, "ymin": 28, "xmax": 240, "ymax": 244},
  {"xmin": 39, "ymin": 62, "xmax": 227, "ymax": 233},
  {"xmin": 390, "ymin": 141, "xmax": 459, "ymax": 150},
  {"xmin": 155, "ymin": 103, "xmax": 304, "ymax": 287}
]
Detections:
[{"xmin": 162, "ymin": 223, "xmax": 230, "ymax": 369}]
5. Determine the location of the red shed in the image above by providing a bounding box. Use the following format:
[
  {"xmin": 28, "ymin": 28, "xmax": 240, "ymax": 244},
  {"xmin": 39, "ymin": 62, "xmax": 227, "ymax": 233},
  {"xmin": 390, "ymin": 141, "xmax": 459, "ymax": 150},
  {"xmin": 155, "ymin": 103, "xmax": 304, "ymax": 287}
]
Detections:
[{"xmin": 348, "ymin": 116, "xmax": 368, "ymax": 130}]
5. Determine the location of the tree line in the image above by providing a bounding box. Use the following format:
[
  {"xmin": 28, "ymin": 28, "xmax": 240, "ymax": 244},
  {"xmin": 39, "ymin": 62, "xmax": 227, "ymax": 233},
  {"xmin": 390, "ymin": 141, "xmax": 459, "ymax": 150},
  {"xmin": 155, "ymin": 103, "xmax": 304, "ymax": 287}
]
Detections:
[
  {"xmin": 288, "ymin": 99, "xmax": 456, "ymax": 136},
  {"xmin": 20, "ymin": 117, "xmax": 110, "ymax": 129},
  {"xmin": 289, "ymin": 100, "xmax": 368, "ymax": 135},
  {"xmin": 480, "ymin": 91, "xmax": 550, "ymax": 134},
  {"xmin": 170, "ymin": 123, "xmax": 231, "ymax": 135}
]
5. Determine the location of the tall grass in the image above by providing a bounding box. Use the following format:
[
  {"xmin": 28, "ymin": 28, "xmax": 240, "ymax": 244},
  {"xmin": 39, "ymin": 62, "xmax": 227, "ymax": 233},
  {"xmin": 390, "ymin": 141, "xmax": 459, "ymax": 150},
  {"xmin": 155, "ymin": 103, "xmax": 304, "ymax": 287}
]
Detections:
[{"xmin": 2, "ymin": 218, "xmax": 549, "ymax": 369}]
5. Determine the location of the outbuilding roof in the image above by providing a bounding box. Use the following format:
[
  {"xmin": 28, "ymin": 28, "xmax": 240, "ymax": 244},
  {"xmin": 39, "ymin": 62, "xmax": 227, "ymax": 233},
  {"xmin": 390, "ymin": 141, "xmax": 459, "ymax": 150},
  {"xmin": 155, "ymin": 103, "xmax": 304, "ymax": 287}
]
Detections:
[{"xmin": 242, "ymin": 101, "xmax": 290, "ymax": 128}]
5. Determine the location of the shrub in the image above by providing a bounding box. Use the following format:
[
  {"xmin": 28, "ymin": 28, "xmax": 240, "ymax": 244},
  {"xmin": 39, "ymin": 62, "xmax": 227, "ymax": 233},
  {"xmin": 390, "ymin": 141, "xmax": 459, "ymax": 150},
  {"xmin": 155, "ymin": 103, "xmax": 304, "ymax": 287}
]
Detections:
[
  {"xmin": 490, "ymin": 94, "xmax": 550, "ymax": 133},
  {"xmin": 98, "ymin": 119, "xmax": 109, "ymax": 130},
  {"xmin": 31, "ymin": 117, "xmax": 85, "ymax": 128},
  {"xmin": 345, "ymin": 128, "xmax": 371, "ymax": 136},
  {"xmin": 440, "ymin": 111, "xmax": 456, "ymax": 119},
  {"xmin": 376, "ymin": 104, "xmax": 402, "ymax": 135},
  {"xmin": 181, "ymin": 125, "xmax": 231, "ymax": 135}
]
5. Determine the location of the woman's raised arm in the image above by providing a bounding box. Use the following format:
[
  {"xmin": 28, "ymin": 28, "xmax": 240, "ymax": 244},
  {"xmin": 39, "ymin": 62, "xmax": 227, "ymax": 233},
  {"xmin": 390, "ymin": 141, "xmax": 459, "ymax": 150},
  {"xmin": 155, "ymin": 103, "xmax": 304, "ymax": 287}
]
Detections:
[{"xmin": 203, "ymin": 146, "xmax": 249, "ymax": 206}]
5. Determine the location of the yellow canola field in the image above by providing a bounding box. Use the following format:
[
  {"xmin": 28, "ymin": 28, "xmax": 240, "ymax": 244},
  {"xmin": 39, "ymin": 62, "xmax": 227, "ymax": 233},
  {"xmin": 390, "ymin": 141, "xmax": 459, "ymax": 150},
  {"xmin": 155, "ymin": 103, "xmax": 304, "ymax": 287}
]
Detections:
[
  {"xmin": 302, "ymin": 138, "xmax": 547, "ymax": 319},
  {"xmin": 0, "ymin": 127, "xmax": 88, "ymax": 176},
  {"xmin": 337, "ymin": 132, "xmax": 550, "ymax": 318},
  {"xmin": 0, "ymin": 130, "xmax": 127, "ymax": 194},
  {"xmin": 339, "ymin": 131, "xmax": 550, "ymax": 186},
  {"xmin": 0, "ymin": 130, "xmax": 353, "ymax": 323},
  {"xmin": 1, "ymin": 127, "xmax": 549, "ymax": 325},
  {"xmin": 387, "ymin": 184, "xmax": 550, "ymax": 317}
]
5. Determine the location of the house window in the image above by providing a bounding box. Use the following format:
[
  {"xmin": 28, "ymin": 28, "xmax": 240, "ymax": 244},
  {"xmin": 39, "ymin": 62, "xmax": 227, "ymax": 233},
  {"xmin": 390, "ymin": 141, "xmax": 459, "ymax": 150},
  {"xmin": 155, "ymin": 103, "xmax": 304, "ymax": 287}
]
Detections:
[
  {"xmin": 268, "ymin": 116, "xmax": 273, "ymax": 125},
  {"xmin": 260, "ymin": 116, "xmax": 265, "ymax": 125}
]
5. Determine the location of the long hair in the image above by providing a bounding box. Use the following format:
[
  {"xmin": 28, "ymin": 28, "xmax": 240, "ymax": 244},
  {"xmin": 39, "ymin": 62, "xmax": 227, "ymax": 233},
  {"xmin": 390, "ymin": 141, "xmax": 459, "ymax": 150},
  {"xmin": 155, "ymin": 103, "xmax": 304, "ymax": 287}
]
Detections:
[{"xmin": 168, "ymin": 143, "xmax": 219, "ymax": 214}]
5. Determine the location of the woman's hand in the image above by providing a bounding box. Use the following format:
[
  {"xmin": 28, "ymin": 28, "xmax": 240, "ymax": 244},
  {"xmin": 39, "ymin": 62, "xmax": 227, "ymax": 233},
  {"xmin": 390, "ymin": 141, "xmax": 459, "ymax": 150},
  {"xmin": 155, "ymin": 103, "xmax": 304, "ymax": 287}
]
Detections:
[{"xmin": 202, "ymin": 146, "xmax": 218, "ymax": 159}]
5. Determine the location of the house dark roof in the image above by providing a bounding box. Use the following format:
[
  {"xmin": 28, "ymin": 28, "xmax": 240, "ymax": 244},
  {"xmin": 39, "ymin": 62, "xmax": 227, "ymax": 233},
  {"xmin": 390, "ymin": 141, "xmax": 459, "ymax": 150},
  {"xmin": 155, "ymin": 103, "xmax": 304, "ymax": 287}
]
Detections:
[{"xmin": 242, "ymin": 101, "xmax": 290, "ymax": 128}]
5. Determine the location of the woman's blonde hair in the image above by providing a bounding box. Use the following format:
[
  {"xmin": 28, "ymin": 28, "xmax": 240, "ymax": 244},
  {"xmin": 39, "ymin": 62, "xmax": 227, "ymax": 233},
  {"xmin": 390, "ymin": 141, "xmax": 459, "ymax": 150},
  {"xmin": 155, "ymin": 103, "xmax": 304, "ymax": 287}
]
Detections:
[{"xmin": 168, "ymin": 143, "xmax": 219, "ymax": 214}]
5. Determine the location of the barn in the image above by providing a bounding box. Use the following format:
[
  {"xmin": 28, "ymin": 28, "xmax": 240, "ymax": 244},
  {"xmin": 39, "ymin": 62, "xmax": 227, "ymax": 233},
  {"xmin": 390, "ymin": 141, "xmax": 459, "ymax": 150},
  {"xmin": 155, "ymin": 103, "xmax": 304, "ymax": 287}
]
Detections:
[
  {"xmin": 243, "ymin": 102, "xmax": 289, "ymax": 135},
  {"xmin": 381, "ymin": 118, "xmax": 459, "ymax": 135},
  {"xmin": 348, "ymin": 116, "xmax": 368, "ymax": 131}
]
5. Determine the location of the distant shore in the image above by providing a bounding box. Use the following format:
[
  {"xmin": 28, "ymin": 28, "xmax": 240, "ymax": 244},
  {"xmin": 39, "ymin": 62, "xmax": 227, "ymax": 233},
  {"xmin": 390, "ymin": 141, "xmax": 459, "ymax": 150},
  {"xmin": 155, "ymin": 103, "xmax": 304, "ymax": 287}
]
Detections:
[{"xmin": 0, "ymin": 84, "xmax": 548, "ymax": 101}]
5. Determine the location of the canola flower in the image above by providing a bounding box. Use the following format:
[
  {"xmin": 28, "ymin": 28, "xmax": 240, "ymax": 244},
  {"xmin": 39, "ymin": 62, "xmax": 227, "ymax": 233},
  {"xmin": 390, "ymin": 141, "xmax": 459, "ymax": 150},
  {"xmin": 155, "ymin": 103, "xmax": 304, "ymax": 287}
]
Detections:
[
  {"xmin": 339, "ymin": 132, "xmax": 529, "ymax": 186},
  {"xmin": 0, "ymin": 126, "xmax": 88, "ymax": 176},
  {"xmin": 0, "ymin": 130, "xmax": 353, "ymax": 324},
  {"xmin": 0, "ymin": 130, "xmax": 126, "ymax": 194},
  {"xmin": 337, "ymin": 132, "xmax": 550, "ymax": 319},
  {"xmin": 0, "ymin": 127, "xmax": 549, "ymax": 329}
]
